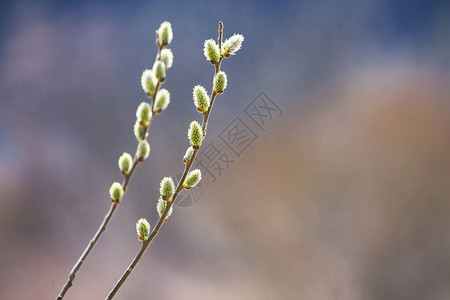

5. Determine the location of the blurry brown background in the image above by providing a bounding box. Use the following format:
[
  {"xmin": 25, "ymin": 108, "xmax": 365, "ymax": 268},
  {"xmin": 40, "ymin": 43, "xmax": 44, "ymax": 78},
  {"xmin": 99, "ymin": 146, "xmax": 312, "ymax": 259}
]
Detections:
[{"xmin": 1, "ymin": 0, "xmax": 450, "ymax": 299}]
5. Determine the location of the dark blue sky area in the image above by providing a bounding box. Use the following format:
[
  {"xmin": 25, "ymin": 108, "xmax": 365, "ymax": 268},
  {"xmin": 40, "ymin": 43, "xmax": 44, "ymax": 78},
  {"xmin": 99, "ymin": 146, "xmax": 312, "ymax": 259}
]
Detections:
[{"xmin": 1, "ymin": 0, "xmax": 447, "ymax": 41}]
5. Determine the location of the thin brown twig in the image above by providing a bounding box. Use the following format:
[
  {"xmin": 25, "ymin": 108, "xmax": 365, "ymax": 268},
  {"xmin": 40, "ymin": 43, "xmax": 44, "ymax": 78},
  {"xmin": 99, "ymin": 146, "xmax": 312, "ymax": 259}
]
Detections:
[
  {"xmin": 57, "ymin": 38, "xmax": 167, "ymax": 300},
  {"xmin": 105, "ymin": 21, "xmax": 225, "ymax": 300}
]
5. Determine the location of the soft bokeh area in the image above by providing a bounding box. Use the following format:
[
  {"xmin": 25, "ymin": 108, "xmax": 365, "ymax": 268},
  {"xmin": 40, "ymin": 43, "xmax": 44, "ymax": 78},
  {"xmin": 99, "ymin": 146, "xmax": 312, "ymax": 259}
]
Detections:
[{"xmin": 1, "ymin": 0, "xmax": 450, "ymax": 299}]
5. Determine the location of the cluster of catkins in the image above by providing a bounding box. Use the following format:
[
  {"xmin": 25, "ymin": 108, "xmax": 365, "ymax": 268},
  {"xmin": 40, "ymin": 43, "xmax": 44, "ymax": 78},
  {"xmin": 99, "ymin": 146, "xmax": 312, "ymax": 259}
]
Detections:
[
  {"xmin": 134, "ymin": 25, "xmax": 244, "ymax": 242},
  {"xmin": 57, "ymin": 22, "xmax": 244, "ymax": 300},
  {"xmin": 108, "ymin": 21, "xmax": 174, "ymax": 205}
]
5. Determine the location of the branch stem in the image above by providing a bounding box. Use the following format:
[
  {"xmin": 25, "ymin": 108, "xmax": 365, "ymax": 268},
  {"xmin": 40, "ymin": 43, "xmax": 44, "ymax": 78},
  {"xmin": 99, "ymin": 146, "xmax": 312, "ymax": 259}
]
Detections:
[
  {"xmin": 105, "ymin": 21, "xmax": 225, "ymax": 300},
  {"xmin": 57, "ymin": 39, "xmax": 167, "ymax": 300}
]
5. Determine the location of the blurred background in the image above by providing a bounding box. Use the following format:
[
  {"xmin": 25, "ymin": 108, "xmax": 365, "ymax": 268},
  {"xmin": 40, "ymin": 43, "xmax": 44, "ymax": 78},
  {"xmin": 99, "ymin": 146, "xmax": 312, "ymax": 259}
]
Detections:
[{"xmin": 1, "ymin": 0, "xmax": 450, "ymax": 299}]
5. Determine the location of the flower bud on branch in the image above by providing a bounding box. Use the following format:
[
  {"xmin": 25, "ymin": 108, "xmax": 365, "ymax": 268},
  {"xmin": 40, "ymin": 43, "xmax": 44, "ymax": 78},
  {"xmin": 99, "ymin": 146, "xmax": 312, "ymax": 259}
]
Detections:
[
  {"xmin": 203, "ymin": 39, "xmax": 220, "ymax": 63},
  {"xmin": 154, "ymin": 89, "xmax": 170, "ymax": 113},
  {"xmin": 157, "ymin": 197, "xmax": 173, "ymax": 221},
  {"xmin": 136, "ymin": 218, "xmax": 150, "ymax": 241},
  {"xmin": 136, "ymin": 102, "xmax": 152, "ymax": 125},
  {"xmin": 160, "ymin": 49, "xmax": 173, "ymax": 69},
  {"xmin": 188, "ymin": 121, "xmax": 204, "ymax": 148},
  {"xmin": 213, "ymin": 71, "xmax": 227, "ymax": 94},
  {"xmin": 157, "ymin": 21, "xmax": 173, "ymax": 47},
  {"xmin": 118, "ymin": 152, "xmax": 133, "ymax": 175},
  {"xmin": 183, "ymin": 146, "xmax": 194, "ymax": 164},
  {"xmin": 109, "ymin": 182, "xmax": 124, "ymax": 203},
  {"xmin": 160, "ymin": 177, "xmax": 175, "ymax": 201},
  {"xmin": 183, "ymin": 169, "xmax": 202, "ymax": 189},
  {"xmin": 221, "ymin": 34, "xmax": 244, "ymax": 57},
  {"xmin": 136, "ymin": 140, "xmax": 150, "ymax": 161},
  {"xmin": 153, "ymin": 61, "xmax": 166, "ymax": 82},
  {"xmin": 141, "ymin": 69, "xmax": 157, "ymax": 96},
  {"xmin": 193, "ymin": 85, "xmax": 210, "ymax": 113},
  {"xmin": 134, "ymin": 121, "xmax": 148, "ymax": 141}
]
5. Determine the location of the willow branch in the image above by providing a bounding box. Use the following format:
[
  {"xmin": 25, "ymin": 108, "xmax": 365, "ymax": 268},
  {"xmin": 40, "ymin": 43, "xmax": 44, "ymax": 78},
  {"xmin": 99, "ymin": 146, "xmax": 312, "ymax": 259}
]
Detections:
[
  {"xmin": 57, "ymin": 40, "xmax": 167, "ymax": 300},
  {"xmin": 105, "ymin": 21, "xmax": 225, "ymax": 300}
]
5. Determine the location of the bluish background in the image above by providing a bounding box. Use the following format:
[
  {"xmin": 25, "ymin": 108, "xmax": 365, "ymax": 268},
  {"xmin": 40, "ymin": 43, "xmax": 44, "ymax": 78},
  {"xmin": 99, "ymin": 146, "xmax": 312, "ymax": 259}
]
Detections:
[{"xmin": 1, "ymin": 0, "xmax": 450, "ymax": 299}]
